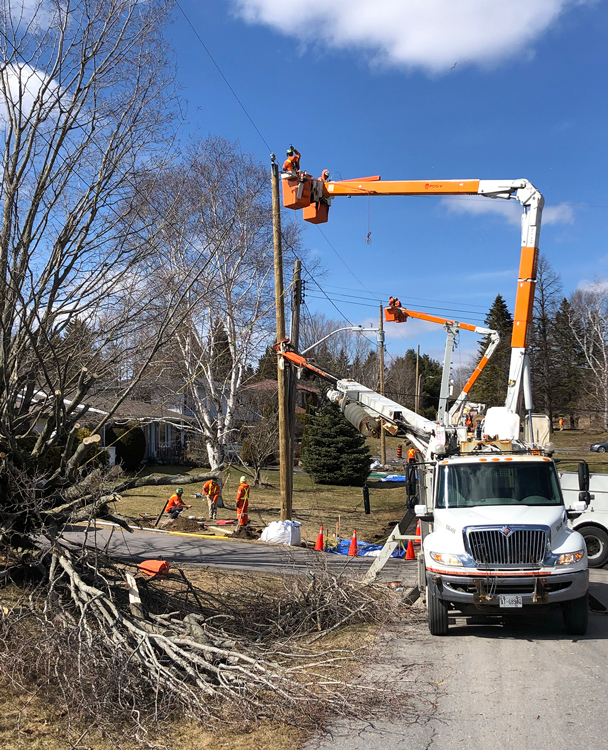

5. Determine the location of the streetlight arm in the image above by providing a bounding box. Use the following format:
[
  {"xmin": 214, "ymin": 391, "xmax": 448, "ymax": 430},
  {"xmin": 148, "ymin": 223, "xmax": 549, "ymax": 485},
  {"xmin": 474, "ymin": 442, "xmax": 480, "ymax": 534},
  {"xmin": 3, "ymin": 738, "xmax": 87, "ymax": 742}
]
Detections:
[{"xmin": 301, "ymin": 326, "xmax": 379, "ymax": 355}]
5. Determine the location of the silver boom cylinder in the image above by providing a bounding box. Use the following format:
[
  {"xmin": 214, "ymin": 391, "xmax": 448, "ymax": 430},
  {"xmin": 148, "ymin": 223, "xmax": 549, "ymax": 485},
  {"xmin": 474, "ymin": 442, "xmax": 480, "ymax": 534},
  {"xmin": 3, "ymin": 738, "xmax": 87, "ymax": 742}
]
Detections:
[{"xmin": 327, "ymin": 389, "xmax": 380, "ymax": 436}]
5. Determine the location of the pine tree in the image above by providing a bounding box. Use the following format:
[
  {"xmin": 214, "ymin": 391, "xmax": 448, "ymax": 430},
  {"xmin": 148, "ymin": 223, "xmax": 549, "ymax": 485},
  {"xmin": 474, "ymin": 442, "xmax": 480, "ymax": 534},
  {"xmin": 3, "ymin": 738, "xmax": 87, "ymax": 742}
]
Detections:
[
  {"xmin": 403, "ymin": 349, "xmax": 442, "ymax": 420},
  {"xmin": 211, "ymin": 319, "xmax": 233, "ymax": 382},
  {"xmin": 301, "ymin": 401, "xmax": 371, "ymax": 486},
  {"xmin": 469, "ymin": 294, "xmax": 514, "ymax": 408},
  {"xmin": 255, "ymin": 346, "xmax": 278, "ymax": 381}
]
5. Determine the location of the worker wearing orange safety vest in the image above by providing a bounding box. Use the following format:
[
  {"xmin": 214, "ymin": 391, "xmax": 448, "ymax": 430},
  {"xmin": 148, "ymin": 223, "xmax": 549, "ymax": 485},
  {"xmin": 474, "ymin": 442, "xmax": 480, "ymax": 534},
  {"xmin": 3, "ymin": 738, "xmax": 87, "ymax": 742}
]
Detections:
[
  {"xmin": 235, "ymin": 476, "xmax": 250, "ymax": 526},
  {"xmin": 203, "ymin": 479, "xmax": 220, "ymax": 520},
  {"xmin": 282, "ymin": 145, "xmax": 300, "ymax": 173},
  {"xmin": 166, "ymin": 488, "xmax": 192, "ymax": 519},
  {"xmin": 407, "ymin": 448, "xmax": 416, "ymax": 463}
]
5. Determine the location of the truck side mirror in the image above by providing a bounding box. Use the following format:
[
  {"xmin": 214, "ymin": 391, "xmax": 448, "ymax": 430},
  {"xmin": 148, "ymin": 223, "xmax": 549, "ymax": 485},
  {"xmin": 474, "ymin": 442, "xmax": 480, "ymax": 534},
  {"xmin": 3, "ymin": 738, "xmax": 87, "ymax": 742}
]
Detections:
[
  {"xmin": 578, "ymin": 461, "xmax": 590, "ymax": 492},
  {"xmin": 414, "ymin": 504, "xmax": 434, "ymax": 522},
  {"xmin": 578, "ymin": 491, "xmax": 591, "ymax": 506},
  {"xmin": 567, "ymin": 498, "xmax": 588, "ymax": 519}
]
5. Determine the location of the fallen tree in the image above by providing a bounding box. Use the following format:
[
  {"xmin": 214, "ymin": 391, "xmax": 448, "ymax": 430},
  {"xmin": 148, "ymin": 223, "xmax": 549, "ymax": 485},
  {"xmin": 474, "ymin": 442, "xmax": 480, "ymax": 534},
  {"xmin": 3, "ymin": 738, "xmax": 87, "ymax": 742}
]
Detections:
[{"xmin": 0, "ymin": 550, "xmax": 408, "ymax": 743}]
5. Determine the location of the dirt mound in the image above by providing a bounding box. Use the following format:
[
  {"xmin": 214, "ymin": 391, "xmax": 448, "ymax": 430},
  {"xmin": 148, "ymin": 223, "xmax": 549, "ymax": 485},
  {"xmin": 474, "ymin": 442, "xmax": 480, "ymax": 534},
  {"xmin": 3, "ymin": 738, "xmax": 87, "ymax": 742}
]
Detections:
[
  {"xmin": 137, "ymin": 516, "xmax": 203, "ymax": 533},
  {"xmin": 232, "ymin": 525, "xmax": 261, "ymax": 540}
]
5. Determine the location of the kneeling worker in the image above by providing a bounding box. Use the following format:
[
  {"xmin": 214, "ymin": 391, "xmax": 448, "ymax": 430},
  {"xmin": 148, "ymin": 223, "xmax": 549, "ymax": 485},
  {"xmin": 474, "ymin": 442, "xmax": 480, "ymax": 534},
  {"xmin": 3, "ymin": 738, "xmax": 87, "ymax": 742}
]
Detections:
[
  {"xmin": 166, "ymin": 488, "xmax": 192, "ymax": 519},
  {"xmin": 235, "ymin": 476, "xmax": 250, "ymax": 526}
]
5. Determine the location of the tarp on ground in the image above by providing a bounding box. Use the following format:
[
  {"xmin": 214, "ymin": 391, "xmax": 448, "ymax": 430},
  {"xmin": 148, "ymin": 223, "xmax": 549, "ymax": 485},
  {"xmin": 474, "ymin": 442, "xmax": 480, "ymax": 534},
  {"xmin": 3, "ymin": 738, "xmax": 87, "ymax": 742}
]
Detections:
[
  {"xmin": 326, "ymin": 539, "xmax": 407, "ymax": 558},
  {"xmin": 367, "ymin": 472, "xmax": 406, "ymax": 483}
]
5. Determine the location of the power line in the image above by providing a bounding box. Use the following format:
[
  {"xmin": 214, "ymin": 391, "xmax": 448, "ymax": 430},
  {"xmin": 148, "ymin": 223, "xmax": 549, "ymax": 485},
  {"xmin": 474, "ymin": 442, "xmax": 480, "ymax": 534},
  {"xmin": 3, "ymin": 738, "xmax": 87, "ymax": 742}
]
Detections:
[
  {"xmin": 314, "ymin": 225, "xmax": 377, "ymax": 297},
  {"xmin": 304, "ymin": 293, "xmax": 487, "ymax": 322},
  {"xmin": 306, "ymin": 289, "xmax": 489, "ymax": 319},
  {"xmin": 314, "ymin": 282, "xmax": 491, "ymax": 310},
  {"xmin": 175, "ymin": 1, "xmax": 272, "ymax": 153}
]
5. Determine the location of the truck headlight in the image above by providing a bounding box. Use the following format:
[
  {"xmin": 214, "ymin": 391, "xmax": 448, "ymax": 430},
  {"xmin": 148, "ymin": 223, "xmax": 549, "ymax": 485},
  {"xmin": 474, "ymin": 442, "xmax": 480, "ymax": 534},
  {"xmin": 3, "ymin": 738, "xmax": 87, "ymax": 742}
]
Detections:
[
  {"xmin": 556, "ymin": 550, "xmax": 584, "ymax": 565},
  {"xmin": 430, "ymin": 551, "xmax": 464, "ymax": 566}
]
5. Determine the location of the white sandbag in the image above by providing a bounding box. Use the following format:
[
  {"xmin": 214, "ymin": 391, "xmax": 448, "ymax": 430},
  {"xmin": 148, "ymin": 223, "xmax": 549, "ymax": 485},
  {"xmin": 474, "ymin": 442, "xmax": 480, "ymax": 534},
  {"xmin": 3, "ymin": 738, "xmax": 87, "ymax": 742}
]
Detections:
[{"xmin": 260, "ymin": 520, "xmax": 302, "ymax": 546}]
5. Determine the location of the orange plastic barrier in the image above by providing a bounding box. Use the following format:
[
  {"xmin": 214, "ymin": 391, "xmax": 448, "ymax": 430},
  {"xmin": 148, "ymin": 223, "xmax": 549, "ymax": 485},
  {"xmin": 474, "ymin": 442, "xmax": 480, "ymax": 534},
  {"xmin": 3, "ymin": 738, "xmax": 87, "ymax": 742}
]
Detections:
[{"xmin": 138, "ymin": 560, "xmax": 170, "ymax": 577}]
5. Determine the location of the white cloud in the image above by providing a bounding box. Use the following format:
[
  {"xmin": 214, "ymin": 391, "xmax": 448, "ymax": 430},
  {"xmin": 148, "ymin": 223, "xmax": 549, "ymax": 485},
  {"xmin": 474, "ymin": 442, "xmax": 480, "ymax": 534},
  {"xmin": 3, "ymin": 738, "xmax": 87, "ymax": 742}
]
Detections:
[
  {"xmin": 577, "ymin": 279, "xmax": 608, "ymax": 293},
  {"xmin": 234, "ymin": 0, "xmax": 589, "ymax": 73},
  {"xmin": 0, "ymin": 64, "xmax": 63, "ymax": 126},
  {"xmin": 441, "ymin": 197, "xmax": 575, "ymax": 226}
]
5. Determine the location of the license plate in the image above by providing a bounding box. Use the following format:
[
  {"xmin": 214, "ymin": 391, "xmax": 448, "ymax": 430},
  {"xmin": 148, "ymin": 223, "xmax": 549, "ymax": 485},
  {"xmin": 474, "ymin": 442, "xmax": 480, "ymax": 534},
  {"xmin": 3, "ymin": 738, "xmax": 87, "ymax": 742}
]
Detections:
[{"xmin": 499, "ymin": 594, "xmax": 523, "ymax": 608}]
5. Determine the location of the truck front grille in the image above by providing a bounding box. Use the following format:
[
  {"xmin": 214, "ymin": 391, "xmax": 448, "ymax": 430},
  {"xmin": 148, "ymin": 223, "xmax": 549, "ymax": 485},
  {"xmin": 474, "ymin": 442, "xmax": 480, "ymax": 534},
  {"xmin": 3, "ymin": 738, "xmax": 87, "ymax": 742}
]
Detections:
[{"xmin": 466, "ymin": 528, "xmax": 548, "ymax": 568}]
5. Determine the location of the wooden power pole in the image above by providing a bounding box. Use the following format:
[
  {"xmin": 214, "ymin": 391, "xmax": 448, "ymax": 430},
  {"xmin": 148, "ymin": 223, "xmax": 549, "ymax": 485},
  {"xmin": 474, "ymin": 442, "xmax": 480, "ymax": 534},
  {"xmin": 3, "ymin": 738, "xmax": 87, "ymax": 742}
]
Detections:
[
  {"xmin": 415, "ymin": 344, "xmax": 420, "ymax": 415},
  {"xmin": 378, "ymin": 304, "xmax": 386, "ymax": 466},
  {"xmin": 288, "ymin": 260, "xmax": 302, "ymax": 479},
  {"xmin": 270, "ymin": 155, "xmax": 292, "ymax": 521}
]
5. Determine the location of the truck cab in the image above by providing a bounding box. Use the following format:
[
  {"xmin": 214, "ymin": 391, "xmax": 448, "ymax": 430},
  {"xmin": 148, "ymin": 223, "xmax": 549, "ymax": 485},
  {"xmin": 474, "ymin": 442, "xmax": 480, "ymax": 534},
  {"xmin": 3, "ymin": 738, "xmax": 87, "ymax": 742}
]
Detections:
[{"xmin": 421, "ymin": 453, "xmax": 589, "ymax": 635}]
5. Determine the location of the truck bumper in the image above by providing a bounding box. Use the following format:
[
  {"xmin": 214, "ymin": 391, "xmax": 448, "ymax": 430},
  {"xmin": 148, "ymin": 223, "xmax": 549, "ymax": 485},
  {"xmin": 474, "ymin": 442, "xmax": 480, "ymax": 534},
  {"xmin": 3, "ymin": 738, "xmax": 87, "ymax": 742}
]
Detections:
[{"xmin": 428, "ymin": 569, "xmax": 588, "ymax": 611}]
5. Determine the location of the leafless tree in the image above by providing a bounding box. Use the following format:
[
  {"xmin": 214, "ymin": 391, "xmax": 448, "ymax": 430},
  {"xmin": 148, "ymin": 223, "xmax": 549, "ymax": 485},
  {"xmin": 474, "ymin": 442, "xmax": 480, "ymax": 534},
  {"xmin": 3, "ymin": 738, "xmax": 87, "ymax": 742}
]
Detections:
[
  {"xmin": 0, "ymin": 0, "xmax": 225, "ymax": 596},
  {"xmin": 568, "ymin": 283, "xmax": 608, "ymax": 430},
  {"xmin": 136, "ymin": 137, "xmax": 303, "ymax": 469},
  {"xmin": 529, "ymin": 254, "xmax": 563, "ymax": 427},
  {"xmin": 239, "ymin": 390, "xmax": 279, "ymax": 485},
  {"xmin": 300, "ymin": 311, "xmax": 373, "ymax": 378}
]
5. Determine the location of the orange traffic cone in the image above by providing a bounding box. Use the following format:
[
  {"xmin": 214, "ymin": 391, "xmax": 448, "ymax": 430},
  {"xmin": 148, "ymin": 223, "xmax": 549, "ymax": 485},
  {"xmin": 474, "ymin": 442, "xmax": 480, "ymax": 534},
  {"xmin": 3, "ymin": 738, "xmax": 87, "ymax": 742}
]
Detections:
[
  {"xmin": 405, "ymin": 540, "xmax": 416, "ymax": 560},
  {"xmin": 314, "ymin": 525, "xmax": 325, "ymax": 552},
  {"xmin": 348, "ymin": 530, "xmax": 358, "ymax": 557},
  {"xmin": 414, "ymin": 520, "xmax": 421, "ymax": 546}
]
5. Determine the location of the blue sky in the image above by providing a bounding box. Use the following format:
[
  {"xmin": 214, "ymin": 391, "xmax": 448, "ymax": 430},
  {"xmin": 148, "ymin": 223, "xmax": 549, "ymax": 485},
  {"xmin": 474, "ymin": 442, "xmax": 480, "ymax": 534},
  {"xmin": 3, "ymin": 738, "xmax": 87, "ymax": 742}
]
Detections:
[{"xmin": 167, "ymin": 0, "xmax": 608, "ymax": 364}]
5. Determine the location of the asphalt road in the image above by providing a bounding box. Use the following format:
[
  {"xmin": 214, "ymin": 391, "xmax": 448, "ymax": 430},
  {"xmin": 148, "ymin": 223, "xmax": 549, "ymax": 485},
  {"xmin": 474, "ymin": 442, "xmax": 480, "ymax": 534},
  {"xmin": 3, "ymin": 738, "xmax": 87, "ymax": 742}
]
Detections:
[
  {"xmin": 62, "ymin": 524, "xmax": 608, "ymax": 749},
  {"xmin": 60, "ymin": 524, "xmax": 412, "ymax": 580},
  {"xmin": 305, "ymin": 569, "xmax": 608, "ymax": 750}
]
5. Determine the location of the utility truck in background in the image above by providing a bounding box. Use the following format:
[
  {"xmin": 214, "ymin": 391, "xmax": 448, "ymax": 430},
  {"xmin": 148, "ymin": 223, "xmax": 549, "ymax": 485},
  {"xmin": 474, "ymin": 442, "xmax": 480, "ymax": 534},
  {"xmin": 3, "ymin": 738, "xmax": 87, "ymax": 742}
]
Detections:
[{"xmin": 278, "ymin": 164, "xmax": 590, "ymax": 635}]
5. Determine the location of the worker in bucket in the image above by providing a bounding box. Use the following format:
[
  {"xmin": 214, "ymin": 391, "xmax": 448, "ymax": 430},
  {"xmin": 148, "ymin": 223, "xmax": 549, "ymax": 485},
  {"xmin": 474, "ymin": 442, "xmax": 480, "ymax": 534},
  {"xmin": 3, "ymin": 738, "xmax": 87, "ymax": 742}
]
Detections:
[
  {"xmin": 282, "ymin": 145, "xmax": 300, "ymax": 173},
  {"xmin": 235, "ymin": 476, "xmax": 250, "ymax": 526},
  {"xmin": 202, "ymin": 478, "xmax": 221, "ymax": 520},
  {"xmin": 165, "ymin": 488, "xmax": 192, "ymax": 520}
]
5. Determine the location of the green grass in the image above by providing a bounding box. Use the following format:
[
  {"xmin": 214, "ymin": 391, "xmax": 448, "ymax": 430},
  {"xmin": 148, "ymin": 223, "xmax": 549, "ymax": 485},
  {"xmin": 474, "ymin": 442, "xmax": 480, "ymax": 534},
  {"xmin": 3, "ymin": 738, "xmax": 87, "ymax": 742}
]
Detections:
[
  {"xmin": 115, "ymin": 467, "xmax": 407, "ymax": 546},
  {"xmin": 550, "ymin": 429, "xmax": 608, "ymax": 473}
]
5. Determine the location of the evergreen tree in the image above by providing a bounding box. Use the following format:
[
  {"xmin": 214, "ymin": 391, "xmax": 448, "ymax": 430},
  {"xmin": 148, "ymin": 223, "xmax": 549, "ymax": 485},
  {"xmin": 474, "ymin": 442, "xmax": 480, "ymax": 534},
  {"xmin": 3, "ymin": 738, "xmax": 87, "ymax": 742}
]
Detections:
[
  {"xmin": 211, "ymin": 319, "xmax": 233, "ymax": 382},
  {"xmin": 553, "ymin": 298, "xmax": 586, "ymax": 427},
  {"xmin": 301, "ymin": 401, "xmax": 371, "ymax": 486},
  {"xmin": 403, "ymin": 349, "xmax": 442, "ymax": 420},
  {"xmin": 254, "ymin": 345, "xmax": 278, "ymax": 381},
  {"xmin": 469, "ymin": 294, "xmax": 514, "ymax": 407}
]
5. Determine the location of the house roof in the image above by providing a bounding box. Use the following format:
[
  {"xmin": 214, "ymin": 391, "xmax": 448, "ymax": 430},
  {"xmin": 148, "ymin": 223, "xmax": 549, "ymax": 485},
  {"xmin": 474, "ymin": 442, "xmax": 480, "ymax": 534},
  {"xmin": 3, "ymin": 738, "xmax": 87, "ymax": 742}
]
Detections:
[
  {"xmin": 82, "ymin": 397, "xmax": 193, "ymax": 423},
  {"xmin": 243, "ymin": 379, "xmax": 318, "ymax": 394}
]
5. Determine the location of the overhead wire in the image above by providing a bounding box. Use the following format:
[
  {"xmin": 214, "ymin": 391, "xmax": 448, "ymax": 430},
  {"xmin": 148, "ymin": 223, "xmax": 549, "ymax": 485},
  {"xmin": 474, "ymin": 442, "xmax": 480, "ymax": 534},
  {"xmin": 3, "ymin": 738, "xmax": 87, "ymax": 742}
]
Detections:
[{"xmin": 175, "ymin": 0, "xmax": 273, "ymax": 154}]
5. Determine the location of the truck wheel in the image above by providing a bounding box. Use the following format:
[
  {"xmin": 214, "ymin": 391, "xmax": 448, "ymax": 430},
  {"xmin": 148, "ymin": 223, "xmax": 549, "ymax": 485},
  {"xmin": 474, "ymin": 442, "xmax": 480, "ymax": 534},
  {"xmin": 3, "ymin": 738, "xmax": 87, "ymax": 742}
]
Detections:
[
  {"xmin": 563, "ymin": 594, "xmax": 588, "ymax": 636},
  {"xmin": 428, "ymin": 586, "xmax": 449, "ymax": 636},
  {"xmin": 579, "ymin": 526, "xmax": 608, "ymax": 568}
]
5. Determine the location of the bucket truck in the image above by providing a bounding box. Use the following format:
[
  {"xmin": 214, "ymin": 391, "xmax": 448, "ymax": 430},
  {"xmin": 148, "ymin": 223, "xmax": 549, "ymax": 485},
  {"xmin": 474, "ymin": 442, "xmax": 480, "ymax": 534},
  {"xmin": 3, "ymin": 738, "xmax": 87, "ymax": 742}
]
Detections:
[{"xmin": 278, "ymin": 164, "xmax": 590, "ymax": 635}]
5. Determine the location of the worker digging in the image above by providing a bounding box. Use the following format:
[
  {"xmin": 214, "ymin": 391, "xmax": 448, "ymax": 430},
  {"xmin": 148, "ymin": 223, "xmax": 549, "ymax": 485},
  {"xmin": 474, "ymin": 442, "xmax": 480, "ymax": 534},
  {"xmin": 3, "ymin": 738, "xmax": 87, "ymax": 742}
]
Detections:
[
  {"xmin": 202, "ymin": 478, "xmax": 221, "ymax": 520},
  {"xmin": 165, "ymin": 488, "xmax": 192, "ymax": 520}
]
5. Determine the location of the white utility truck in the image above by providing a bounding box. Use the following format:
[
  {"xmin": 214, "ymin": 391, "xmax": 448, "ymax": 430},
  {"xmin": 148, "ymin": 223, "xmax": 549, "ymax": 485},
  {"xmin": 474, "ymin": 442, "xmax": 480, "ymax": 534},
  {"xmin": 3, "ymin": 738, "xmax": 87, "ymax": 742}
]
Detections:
[{"xmin": 279, "ymin": 169, "xmax": 590, "ymax": 635}]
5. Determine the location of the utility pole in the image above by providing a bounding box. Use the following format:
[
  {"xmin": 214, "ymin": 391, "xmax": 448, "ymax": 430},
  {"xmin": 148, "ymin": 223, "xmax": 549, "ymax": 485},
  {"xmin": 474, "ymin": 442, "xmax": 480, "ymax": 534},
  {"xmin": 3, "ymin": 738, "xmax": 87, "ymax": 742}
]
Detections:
[
  {"xmin": 288, "ymin": 259, "xmax": 302, "ymax": 495},
  {"xmin": 415, "ymin": 344, "xmax": 420, "ymax": 415},
  {"xmin": 270, "ymin": 155, "xmax": 292, "ymax": 521},
  {"xmin": 378, "ymin": 304, "xmax": 386, "ymax": 466}
]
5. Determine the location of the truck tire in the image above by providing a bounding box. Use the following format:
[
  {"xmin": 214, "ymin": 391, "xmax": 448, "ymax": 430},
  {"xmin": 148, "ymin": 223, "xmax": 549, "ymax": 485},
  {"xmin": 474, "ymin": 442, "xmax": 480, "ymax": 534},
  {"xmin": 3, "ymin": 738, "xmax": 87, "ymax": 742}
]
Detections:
[
  {"xmin": 428, "ymin": 585, "xmax": 449, "ymax": 636},
  {"xmin": 562, "ymin": 594, "xmax": 588, "ymax": 636},
  {"xmin": 579, "ymin": 526, "xmax": 608, "ymax": 568}
]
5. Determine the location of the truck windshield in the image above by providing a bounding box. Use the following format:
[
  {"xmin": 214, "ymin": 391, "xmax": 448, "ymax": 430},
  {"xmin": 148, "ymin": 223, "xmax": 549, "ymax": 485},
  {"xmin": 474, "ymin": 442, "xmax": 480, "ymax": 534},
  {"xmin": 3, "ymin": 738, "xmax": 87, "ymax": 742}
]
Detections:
[{"xmin": 435, "ymin": 462, "xmax": 563, "ymax": 508}]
